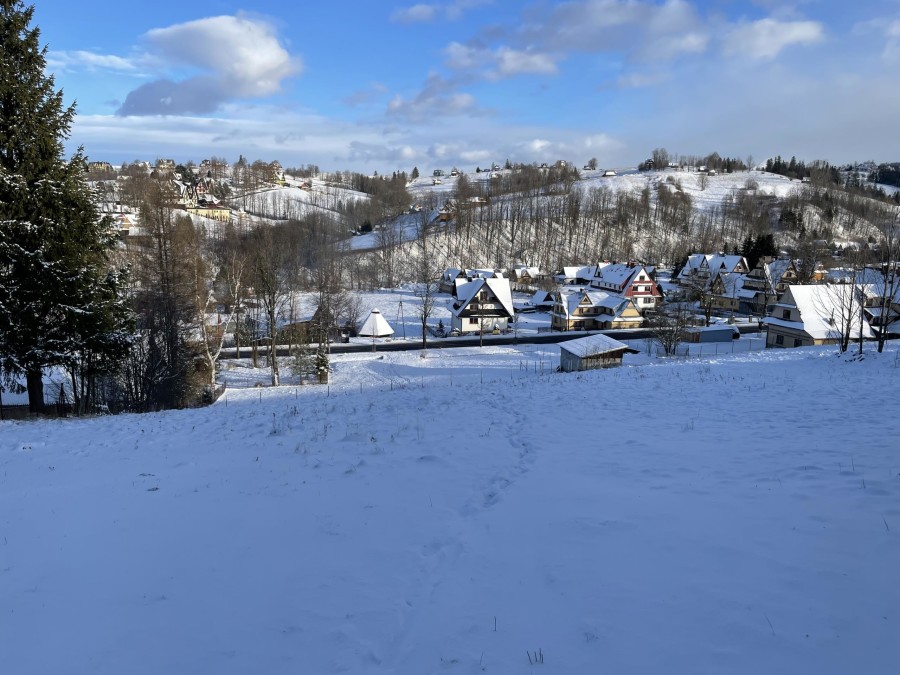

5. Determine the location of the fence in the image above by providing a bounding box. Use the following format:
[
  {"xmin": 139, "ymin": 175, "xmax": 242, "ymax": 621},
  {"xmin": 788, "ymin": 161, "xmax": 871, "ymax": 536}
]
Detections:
[{"xmin": 653, "ymin": 338, "xmax": 766, "ymax": 359}]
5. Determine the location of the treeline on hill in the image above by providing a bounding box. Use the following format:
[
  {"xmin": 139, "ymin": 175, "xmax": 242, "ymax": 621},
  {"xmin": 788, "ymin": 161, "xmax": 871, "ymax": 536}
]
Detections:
[
  {"xmin": 869, "ymin": 163, "xmax": 900, "ymax": 189},
  {"xmin": 765, "ymin": 156, "xmax": 900, "ymax": 205}
]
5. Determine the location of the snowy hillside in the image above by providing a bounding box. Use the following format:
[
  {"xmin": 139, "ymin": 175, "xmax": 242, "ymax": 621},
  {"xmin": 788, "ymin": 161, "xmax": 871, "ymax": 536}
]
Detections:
[
  {"xmin": 228, "ymin": 179, "xmax": 369, "ymax": 222},
  {"xmin": 2, "ymin": 345, "xmax": 898, "ymax": 674}
]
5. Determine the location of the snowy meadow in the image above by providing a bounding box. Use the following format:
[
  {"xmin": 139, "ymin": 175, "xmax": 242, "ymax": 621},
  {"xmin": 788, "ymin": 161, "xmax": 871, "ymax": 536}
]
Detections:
[{"xmin": 2, "ymin": 344, "xmax": 899, "ymax": 674}]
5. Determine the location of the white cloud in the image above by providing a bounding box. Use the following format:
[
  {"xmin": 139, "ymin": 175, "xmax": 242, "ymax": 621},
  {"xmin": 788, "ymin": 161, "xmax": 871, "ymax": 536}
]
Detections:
[
  {"xmin": 444, "ymin": 42, "xmax": 482, "ymax": 70},
  {"xmin": 388, "ymin": 90, "xmax": 477, "ymax": 121},
  {"xmin": 386, "ymin": 73, "xmax": 480, "ymax": 121},
  {"xmin": 514, "ymin": 0, "xmax": 708, "ymax": 61},
  {"xmin": 615, "ymin": 71, "xmax": 667, "ymax": 89},
  {"xmin": 47, "ymin": 50, "xmax": 140, "ymax": 73},
  {"xmin": 390, "ymin": 4, "xmax": 438, "ymax": 23},
  {"xmin": 725, "ymin": 18, "xmax": 824, "ymax": 60},
  {"xmin": 584, "ymin": 133, "xmax": 622, "ymax": 152},
  {"xmin": 883, "ymin": 20, "xmax": 900, "ymax": 64},
  {"xmin": 492, "ymin": 48, "xmax": 558, "ymax": 78},
  {"xmin": 528, "ymin": 139, "xmax": 552, "ymax": 153},
  {"xmin": 144, "ymin": 15, "xmax": 300, "ymax": 97},
  {"xmin": 117, "ymin": 14, "xmax": 301, "ymax": 116},
  {"xmin": 342, "ymin": 82, "xmax": 389, "ymax": 107},
  {"xmin": 391, "ymin": 0, "xmax": 492, "ymax": 23},
  {"xmin": 444, "ymin": 42, "xmax": 559, "ymax": 79}
]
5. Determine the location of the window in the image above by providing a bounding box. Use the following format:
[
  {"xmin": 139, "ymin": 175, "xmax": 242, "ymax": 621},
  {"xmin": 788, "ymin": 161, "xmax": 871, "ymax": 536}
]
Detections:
[
  {"xmin": 775, "ymin": 334, "xmax": 784, "ymax": 345},
  {"xmin": 793, "ymin": 338, "xmax": 803, "ymax": 347},
  {"xmin": 469, "ymin": 317, "xmax": 479, "ymax": 325},
  {"xmin": 782, "ymin": 309, "xmax": 791, "ymax": 320}
]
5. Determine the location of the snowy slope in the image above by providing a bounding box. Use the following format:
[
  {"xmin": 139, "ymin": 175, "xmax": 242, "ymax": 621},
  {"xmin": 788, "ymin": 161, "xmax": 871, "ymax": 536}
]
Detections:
[
  {"xmin": 2, "ymin": 345, "xmax": 898, "ymax": 674},
  {"xmin": 229, "ymin": 180, "xmax": 369, "ymax": 221}
]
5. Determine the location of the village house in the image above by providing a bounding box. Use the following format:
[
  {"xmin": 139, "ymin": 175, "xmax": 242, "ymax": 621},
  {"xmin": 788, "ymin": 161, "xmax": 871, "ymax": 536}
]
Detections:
[
  {"xmin": 589, "ymin": 262, "xmax": 661, "ymax": 311},
  {"xmin": 508, "ymin": 265, "xmax": 543, "ymax": 291},
  {"xmin": 553, "ymin": 264, "xmax": 598, "ymax": 286},
  {"xmin": 186, "ymin": 201, "xmax": 232, "ymax": 222},
  {"xmin": 677, "ymin": 253, "xmax": 749, "ymax": 290},
  {"xmin": 721, "ymin": 257, "xmax": 799, "ymax": 315},
  {"xmin": 765, "ymin": 258, "xmax": 799, "ymax": 296},
  {"xmin": 155, "ymin": 159, "xmax": 176, "ymax": 176},
  {"xmin": 269, "ymin": 161, "xmax": 285, "ymax": 185},
  {"xmin": 86, "ymin": 161, "xmax": 114, "ymax": 174},
  {"xmin": 763, "ymin": 284, "xmax": 873, "ymax": 348},
  {"xmin": 550, "ymin": 289, "xmax": 643, "ymax": 331},
  {"xmin": 439, "ymin": 268, "xmax": 503, "ymax": 296},
  {"xmin": 558, "ymin": 333, "xmax": 639, "ymax": 372},
  {"xmin": 707, "ymin": 273, "xmax": 757, "ymax": 314},
  {"xmin": 450, "ymin": 277, "xmax": 515, "ymax": 334},
  {"xmin": 860, "ymin": 276, "xmax": 900, "ymax": 336},
  {"xmin": 529, "ymin": 290, "xmax": 555, "ymax": 311}
]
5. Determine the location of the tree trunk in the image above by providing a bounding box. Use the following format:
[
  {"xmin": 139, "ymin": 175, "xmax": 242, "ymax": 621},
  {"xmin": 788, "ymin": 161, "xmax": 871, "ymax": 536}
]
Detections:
[{"xmin": 26, "ymin": 368, "xmax": 44, "ymax": 413}]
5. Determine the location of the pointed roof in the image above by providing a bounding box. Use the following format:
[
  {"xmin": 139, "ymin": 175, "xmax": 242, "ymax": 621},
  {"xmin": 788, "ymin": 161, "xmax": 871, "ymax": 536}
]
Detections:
[
  {"xmin": 451, "ymin": 277, "xmax": 515, "ymax": 318},
  {"xmin": 358, "ymin": 308, "xmax": 394, "ymax": 337}
]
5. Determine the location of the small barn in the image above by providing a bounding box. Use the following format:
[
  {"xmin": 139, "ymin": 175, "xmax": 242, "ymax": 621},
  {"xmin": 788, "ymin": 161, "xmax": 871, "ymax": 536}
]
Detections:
[
  {"xmin": 683, "ymin": 325, "xmax": 740, "ymax": 343},
  {"xmin": 358, "ymin": 308, "xmax": 394, "ymax": 338},
  {"xmin": 558, "ymin": 334, "xmax": 639, "ymax": 372}
]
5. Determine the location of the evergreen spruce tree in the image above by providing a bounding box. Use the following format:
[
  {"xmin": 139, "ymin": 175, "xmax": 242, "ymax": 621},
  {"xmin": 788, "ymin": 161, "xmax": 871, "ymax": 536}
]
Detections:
[{"xmin": 0, "ymin": 1, "xmax": 131, "ymax": 412}]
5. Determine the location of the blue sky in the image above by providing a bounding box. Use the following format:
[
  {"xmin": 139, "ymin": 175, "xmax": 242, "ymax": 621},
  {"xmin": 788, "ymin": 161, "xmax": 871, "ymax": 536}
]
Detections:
[{"xmin": 35, "ymin": 0, "xmax": 900, "ymax": 172}]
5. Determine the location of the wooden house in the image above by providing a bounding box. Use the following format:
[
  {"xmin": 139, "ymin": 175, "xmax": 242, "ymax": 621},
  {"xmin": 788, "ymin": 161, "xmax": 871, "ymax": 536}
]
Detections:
[
  {"xmin": 550, "ymin": 289, "xmax": 642, "ymax": 331},
  {"xmin": 509, "ymin": 265, "xmax": 542, "ymax": 290}
]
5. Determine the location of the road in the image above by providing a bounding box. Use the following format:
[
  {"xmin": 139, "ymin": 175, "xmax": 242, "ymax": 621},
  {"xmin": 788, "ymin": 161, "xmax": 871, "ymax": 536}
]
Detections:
[{"xmin": 220, "ymin": 324, "xmax": 764, "ymax": 359}]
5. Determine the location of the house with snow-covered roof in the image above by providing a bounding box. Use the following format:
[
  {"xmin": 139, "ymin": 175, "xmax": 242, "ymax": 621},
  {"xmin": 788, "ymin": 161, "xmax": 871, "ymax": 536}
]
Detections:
[
  {"xmin": 439, "ymin": 268, "xmax": 503, "ymax": 296},
  {"xmin": 553, "ymin": 265, "xmax": 597, "ymax": 285},
  {"xmin": 558, "ymin": 333, "xmax": 639, "ymax": 372},
  {"xmin": 550, "ymin": 289, "xmax": 642, "ymax": 331},
  {"xmin": 509, "ymin": 265, "xmax": 543, "ymax": 290},
  {"xmin": 589, "ymin": 262, "xmax": 661, "ymax": 311},
  {"xmin": 450, "ymin": 277, "xmax": 515, "ymax": 334},
  {"xmin": 763, "ymin": 284, "xmax": 873, "ymax": 348},
  {"xmin": 677, "ymin": 253, "xmax": 749, "ymax": 289},
  {"xmin": 860, "ymin": 277, "xmax": 900, "ymax": 336},
  {"xmin": 708, "ymin": 272, "xmax": 757, "ymax": 313}
]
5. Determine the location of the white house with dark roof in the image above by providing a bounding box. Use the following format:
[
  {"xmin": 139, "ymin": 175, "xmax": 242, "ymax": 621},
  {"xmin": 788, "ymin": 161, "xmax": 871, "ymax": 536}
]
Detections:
[{"xmin": 450, "ymin": 277, "xmax": 515, "ymax": 334}]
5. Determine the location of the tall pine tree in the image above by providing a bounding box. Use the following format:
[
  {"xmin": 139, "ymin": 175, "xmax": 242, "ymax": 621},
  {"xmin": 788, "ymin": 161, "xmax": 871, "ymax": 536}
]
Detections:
[{"xmin": 0, "ymin": 1, "xmax": 131, "ymax": 412}]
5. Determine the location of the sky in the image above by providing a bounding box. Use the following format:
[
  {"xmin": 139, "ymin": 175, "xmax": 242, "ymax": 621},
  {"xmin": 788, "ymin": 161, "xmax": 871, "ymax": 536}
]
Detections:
[{"xmin": 33, "ymin": 0, "xmax": 900, "ymax": 173}]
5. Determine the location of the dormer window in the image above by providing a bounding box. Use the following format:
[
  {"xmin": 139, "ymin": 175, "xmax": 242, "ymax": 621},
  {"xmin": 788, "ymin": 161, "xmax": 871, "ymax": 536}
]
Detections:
[{"xmin": 782, "ymin": 309, "xmax": 790, "ymax": 320}]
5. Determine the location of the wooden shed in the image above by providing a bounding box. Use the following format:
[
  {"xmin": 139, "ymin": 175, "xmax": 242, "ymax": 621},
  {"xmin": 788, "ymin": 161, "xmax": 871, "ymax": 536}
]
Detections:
[{"xmin": 558, "ymin": 334, "xmax": 639, "ymax": 372}]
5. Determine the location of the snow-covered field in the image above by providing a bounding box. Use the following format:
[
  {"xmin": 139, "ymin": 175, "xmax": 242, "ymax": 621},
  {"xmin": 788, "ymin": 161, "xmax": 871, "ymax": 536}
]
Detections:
[{"xmin": 2, "ymin": 344, "xmax": 899, "ymax": 674}]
